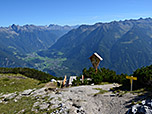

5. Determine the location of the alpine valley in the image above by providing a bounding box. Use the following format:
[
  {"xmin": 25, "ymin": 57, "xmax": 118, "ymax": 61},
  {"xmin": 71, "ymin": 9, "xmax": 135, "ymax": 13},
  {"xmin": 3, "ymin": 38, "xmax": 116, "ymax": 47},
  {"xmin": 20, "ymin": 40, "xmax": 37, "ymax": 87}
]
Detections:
[
  {"xmin": 0, "ymin": 24, "xmax": 78, "ymax": 71},
  {"xmin": 1, "ymin": 18, "xmax": 152, "ymax": 77}
]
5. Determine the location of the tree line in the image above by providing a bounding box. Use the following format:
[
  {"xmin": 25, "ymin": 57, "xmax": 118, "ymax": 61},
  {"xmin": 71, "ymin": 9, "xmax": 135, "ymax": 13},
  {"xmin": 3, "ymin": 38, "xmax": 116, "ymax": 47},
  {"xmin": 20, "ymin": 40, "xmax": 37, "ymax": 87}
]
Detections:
[
  {"xmin": 73, "ymin": 65, "xmax": 152, "ymax": 90},
  {"xmin": 0, "ymin": 67, "xmax": 57, "ymax": 83},
  {"xmin": 0, "ymin": 64, "xmax": 151, "ymax": 89}
]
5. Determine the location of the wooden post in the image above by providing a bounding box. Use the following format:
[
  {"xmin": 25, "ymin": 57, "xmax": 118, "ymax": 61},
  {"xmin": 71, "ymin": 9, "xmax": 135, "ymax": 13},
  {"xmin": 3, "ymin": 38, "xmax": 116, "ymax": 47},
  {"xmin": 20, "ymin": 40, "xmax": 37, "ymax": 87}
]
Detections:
[
  {"xmin": 82, "ymin": 75, "xmax": 84, "ymax": 83},
  {"xmin": 126, "ymin": 76, "xmax": 137, "ymax": 91},
  {"xmin": 130, "ymin": 78, "xmax": 133, "ymax": 91},
  {"xmin": 63, "ymin": 75, "xmax": 67, "ymax": 86},
  {"xmin": 95, "ymin": 67, "xmax": 98, "ymax": 73}
]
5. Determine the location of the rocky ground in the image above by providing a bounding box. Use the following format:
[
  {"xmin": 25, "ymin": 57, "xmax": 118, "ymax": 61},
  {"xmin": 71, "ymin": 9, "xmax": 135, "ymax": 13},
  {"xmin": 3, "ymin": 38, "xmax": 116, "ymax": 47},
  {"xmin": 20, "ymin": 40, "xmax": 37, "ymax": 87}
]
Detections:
[{"xmin": 0, "ymin": 84, "xmax": 140, "ymax": 114}]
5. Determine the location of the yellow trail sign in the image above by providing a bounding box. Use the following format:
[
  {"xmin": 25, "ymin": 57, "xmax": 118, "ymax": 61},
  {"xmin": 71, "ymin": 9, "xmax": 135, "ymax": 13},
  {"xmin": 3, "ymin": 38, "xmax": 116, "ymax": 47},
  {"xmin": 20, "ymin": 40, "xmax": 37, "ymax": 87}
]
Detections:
[
  {"xmin": 126, "ymin": 76, "xmax": 137, "ymax": 80},
  {"xmin": 126, "ymin": 76, "xmax": 137, "ymax": 91}
]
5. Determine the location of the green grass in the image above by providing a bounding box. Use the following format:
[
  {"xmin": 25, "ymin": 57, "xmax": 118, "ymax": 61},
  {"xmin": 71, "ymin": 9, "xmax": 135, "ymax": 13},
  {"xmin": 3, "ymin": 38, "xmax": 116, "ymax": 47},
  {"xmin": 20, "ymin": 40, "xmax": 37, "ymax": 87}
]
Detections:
[
  {"xmin": 0, "ymin": 73, "xmax": 64, "ymax": 113},
  {"xmin": 98, "ymin": 82, "xmax": 111, "ymax": 85},
  {"xmin": 130, "ymin": 88, "xmax": 146, "ymax": 95},
  {"xmin": 93, "ymin": 88, "xmax": 108, "ymax": 95},
  {"xmin": 0, "ymin": 95, "xmax": 62, "ymax": 114},
  {"xmin": 0, "ymin": 73, "xmax": 44, "ymax": 94},
  {"xmin": 0, "ymin": 96, "xmax": 36, "ymax": 114},
  {"xmin": 110, "ymin": 88, "xmax": 148, "ymax": 97}
]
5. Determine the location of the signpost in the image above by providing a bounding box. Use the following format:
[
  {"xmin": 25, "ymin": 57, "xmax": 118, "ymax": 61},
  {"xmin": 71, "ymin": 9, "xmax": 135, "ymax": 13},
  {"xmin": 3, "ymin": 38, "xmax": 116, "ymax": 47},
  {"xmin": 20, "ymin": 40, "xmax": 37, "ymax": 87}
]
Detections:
[{"xmin": 126, "ymin": 76, "xmax": 137, "ymax": 91}]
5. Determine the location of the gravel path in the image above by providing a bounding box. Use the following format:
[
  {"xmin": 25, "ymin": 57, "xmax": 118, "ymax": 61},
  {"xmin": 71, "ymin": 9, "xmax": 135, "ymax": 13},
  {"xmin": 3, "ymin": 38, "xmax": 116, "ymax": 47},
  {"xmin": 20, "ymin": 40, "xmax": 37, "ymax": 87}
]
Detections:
[
  {"xmin": 0, "ymin": 84, "xmax": 138, "ymax": 114},
  {"xmin": 58, "ymin": 84, "xmax": 137, "ymax": 114}
]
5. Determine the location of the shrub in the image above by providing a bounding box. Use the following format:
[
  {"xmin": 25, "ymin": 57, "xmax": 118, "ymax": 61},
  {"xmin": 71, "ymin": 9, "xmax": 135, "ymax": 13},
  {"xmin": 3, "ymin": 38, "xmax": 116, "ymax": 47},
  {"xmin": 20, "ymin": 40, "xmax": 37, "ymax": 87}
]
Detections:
[
  {"xmin": 133, "ymin": 65, "xmax": 152, "ymax": 88},
  {"xmin": 82, "ymin": 67, "xmax": 127, "ymax": 85}
]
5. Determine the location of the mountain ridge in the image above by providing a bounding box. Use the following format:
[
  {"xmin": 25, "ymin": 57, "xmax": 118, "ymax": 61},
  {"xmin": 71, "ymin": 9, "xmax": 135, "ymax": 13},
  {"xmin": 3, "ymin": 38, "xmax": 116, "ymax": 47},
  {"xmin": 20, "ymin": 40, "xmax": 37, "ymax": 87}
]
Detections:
[
  {"xmin": 0, "ymin": 24, "xmax": 78, "ymax": 53},
  {"xmin": 0, "ymin": 18, "xmax": 152, "ymax": 76},
  {"xmin": 42, "ymin": 18, "xmax": 152, "ymax": 75},
  {"xmin": 0, "ymin": 24, "xmax": 78, "ymax": 68}
]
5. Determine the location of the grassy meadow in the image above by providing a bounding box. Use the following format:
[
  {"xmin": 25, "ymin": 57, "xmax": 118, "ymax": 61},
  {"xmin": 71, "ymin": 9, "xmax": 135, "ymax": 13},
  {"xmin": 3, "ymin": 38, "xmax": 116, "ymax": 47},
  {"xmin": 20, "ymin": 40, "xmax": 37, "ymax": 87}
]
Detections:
[{"xmin": 0, "ymin": 73, "xmax": 44, "ymax": 94}]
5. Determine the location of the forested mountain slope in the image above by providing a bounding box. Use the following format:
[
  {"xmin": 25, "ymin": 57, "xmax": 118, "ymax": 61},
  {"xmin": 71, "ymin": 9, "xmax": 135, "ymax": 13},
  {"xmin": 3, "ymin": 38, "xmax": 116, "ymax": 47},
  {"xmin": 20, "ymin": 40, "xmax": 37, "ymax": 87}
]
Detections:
[
  {"xmin": 42, "ymin": 18, "xmax": 152, "ymax": 75},
  {"xmin": 0, "ymin": 24, "xmax": 77, "ymax": 68}
]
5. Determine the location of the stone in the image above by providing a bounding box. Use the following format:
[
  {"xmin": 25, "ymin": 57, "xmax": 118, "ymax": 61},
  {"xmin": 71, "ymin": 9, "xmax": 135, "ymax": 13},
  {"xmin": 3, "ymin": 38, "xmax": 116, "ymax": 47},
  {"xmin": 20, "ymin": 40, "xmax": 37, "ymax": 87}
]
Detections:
[
  {"xmin": 32, "ymin": 87, "xmax": 47, "ymax": 96},
  {"xmin": 0, "ymin": 100, "xmax": 3, "ymax": 103},
  {"xmin": 72, "ymin": 103, "xmax": 81, "ymax": 108},
  {"xmin": 39, "ymin": 102, "xmax": 50, "ymax": 110},
  {"xmin": 2, "ymin": 93, "xmax": 17, "ymax": 100},
  {"xmin": 22, "ymin": 89, "xmax": 33, "ymax": 95},
  {"xmin": 17, "ymin": 109, "xmax": 25, "ymax": 114},
  {"xmin": 58, "ymin": 103, "xmax": 62, "ymax": 107},
  {"xmin": 14, "ymin": 99, "xmax": 18, "ymax": 102},
  {"xmin": 131, "ymin": 105, "xmax": 138, "ymax": 114},
  {"xmin": 128, "ymin": 99, "xmax": 152, "ymax": 114},
  {"xmin": 33, "ymin": 101, "xmax": 41, "ymax": 107},
  {"xmin": 15, "ymin": 94, "xmax": 22, "ymax": 100},
  {"xmin": 51, "ymin": 104, "xmax": 59, "ymax": 109},
  {"xmin": 142, "ymin": 100, "xmax": 146, "ymax": 105}
]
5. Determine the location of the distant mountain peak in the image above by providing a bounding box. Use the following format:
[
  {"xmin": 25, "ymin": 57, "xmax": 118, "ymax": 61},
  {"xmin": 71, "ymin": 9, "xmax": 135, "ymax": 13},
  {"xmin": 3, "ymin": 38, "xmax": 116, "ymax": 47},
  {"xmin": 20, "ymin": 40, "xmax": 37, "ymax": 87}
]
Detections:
[
  {"xmin": 48, "ymin": 24, "xmax": 79, "ymax": 30},
  {"xmin": 10, "ymin": 24, "xmax": 20, "ymax": 32}
]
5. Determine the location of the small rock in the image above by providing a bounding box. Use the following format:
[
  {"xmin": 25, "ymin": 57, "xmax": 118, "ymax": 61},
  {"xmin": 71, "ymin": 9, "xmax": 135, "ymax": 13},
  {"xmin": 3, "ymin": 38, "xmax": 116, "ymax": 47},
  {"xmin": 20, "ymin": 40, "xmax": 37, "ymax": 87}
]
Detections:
[
  {"xmin": 32, "ymin": 88, "xmax": 46, "ymax": 96},
  {"xmin": 22, "ymin": 89, "xmax": 33, "ymax": 95},
  {"xmin": 33, "ymin": 101, "xmax": 41, "ymax": 107},
  {"xmin": 14, "ymin": 99, "xmax": 18, "ymax": 102},
  {"xmin": 78, "ymin": 90, "xmax": 83, "ymax": 93},
  {"xmin": 58, "ymin": 103, "xmax": 62, "ymax": 107},
  {"xmin": 39, "ymin": 102, "xmax": 50, "ymax": 110},
  {"xmin": 2, "ymin": 93, "xmax": 17, "ymax": 100},
  {"xmin": 15, "ymin": 94, "xmax": 22, "ymax": 100},
  {"xmin": 142, "ymin": 100, "xmax": 146, "ymax": 105},
  {"xmin": 128, "ymin": 99, "xmax": 152, "ymax": 114},
  {"xmin": 72, "ymin": 103, "xmax": 81, "ymax": 108},
  {"xmin": 0, "ymin": 100, "xmax": 3, "ymax": 103},
  {"xmin": 51, "ymin": 104, "xmax": 59, "ymax": 109},
  {"xmin": 17, "ymin": 109, "xmax": 25, "ymax": 114}
]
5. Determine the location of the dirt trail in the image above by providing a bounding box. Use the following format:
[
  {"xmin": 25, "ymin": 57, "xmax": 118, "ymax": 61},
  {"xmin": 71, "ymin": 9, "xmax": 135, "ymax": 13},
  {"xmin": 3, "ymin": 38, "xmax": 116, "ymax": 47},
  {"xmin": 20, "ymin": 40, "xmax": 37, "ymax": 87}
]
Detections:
[
  {"xmin": 60, "ymin": 84, "xmax": 137, "ymax": 114},
  {"xmin": 0, "ymin": 84, "xmax": 138, "ymax": 114}
]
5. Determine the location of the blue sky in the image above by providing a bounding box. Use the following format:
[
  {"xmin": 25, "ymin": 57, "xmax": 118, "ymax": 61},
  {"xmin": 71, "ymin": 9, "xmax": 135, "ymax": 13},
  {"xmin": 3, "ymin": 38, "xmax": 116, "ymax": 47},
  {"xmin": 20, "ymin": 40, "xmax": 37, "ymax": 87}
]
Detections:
[{"xmin": 0, "ymin": 0, "xmax": 152, "ymax": 27}]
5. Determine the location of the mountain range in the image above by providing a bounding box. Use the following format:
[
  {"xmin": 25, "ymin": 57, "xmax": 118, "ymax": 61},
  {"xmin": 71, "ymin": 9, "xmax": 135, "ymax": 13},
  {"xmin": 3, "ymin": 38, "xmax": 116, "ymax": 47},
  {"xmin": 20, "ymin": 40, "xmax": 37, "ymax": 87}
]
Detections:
[
  {"xmin": 0, "ymin": 24, "xmax": 77, "ymax": 67},
  {"xmin": 40, "ymin": 18, "xmax": 152, "ymax": 76},
  {"xmin": 0, "ymin": 18, "xmax": 152, "ymax": 76}
]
